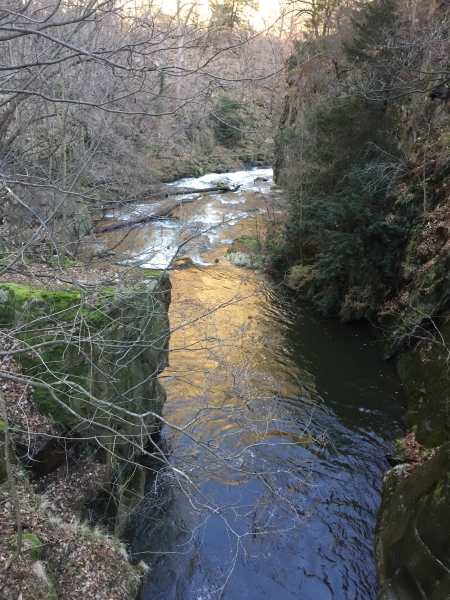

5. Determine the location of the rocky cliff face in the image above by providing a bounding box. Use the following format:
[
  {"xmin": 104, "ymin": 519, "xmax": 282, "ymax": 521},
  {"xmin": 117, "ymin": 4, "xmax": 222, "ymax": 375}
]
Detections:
[
  {"xmin": 376, "ymin": 443, "xmax": 450, "ymax": 600},
  {"xmin": 0, "ymin": 276, "xmax": 171, "ymax": 449},
  {"xmin": 273, "ymin": 6, "xmax": 450, "ymax": 595},
  {"xmin": 0, "ymin": 275, "xmax": 171, "ymax": 533}
]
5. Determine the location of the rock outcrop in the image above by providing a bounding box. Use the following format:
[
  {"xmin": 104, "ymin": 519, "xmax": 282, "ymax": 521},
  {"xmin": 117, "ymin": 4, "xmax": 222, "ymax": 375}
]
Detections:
[
  {"xmin": 0, "ymin": 275, "xmax": 171, "ymax": 533},
  {"xmin": 376, "ymin": 444, "xmax": 450, "ymax": 600}
]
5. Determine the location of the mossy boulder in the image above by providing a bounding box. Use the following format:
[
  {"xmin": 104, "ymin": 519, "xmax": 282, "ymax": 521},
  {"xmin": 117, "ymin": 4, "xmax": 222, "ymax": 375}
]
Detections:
[
  {"xmin": 0, "ymin": 283, "xmax": 81, "ymax": 328},
  {"xmin": 0, "ymin": 277, "xmax": 171, "ymax": 454},
  {"xmin": 226, "ymin": 236, "xmax": 265, "ymax": 269},
  {"xmin": 22, "ymin": 533, "xmax": 43, "ymax": 560},
  {"xmin": 227, "ymin": 251, "xmax": 265, "ymax": 269},
  {"xmin": 376, "ymin": 443, "xmax": 450, "ymax": 600},
  {"xmin": 233, "ymin": 235, "xmax": 261, "ymax": 253}
]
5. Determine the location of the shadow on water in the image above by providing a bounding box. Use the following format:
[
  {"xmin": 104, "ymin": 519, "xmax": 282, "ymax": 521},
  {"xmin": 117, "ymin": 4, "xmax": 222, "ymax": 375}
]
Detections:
[{"xmin": 119, "ymin": 169, "xmax": 405, "ymax": 600}]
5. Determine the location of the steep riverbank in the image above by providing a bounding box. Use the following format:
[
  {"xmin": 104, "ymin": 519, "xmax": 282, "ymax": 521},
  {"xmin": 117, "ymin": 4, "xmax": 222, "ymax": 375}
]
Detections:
[
  {"xmin": 276, "ymin": 100, "xmax": 450, "ymax": 599},
  {"xmin": 0, "ymin": 265, "xmax": 171, "ymax": 599},
  {"xmin": 271, "ymin": 0, "xmax": 450, "ymax": 594}
]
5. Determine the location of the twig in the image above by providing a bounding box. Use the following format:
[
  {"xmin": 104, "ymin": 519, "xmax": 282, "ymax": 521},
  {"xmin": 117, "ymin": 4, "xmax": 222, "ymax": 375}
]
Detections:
[{"xmin": 0, "ymin": 389, "xmax": 22, "ymax": 570}]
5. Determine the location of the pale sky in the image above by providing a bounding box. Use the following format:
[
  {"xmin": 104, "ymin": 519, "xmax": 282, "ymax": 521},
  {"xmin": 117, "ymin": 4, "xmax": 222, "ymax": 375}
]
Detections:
[{"xmin": 150, "ymin": 0, "xmax": 286, "ymax": 31}]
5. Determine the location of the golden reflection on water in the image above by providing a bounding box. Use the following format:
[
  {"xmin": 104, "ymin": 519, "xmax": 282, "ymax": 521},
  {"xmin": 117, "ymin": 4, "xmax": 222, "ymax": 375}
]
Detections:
[
  {"xmin": 160, "ymin": 263, "xmax": 317, "ymax": 466},
  {"xmin": 164, "ymin": 265, "xmax": 273, "ymax": 403}
]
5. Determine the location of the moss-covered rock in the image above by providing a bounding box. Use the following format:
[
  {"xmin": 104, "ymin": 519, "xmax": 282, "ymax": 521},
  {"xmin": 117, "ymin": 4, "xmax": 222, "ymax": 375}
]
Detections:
[
  {"xmin": 396, "ymin": 321, "xmax": 450, "ymax": 448},
  {"xmin": 376, "ymin": 443, "xmax": 450, "ymax": 600},
  {"xmin": 233, "ymin": 235, "xmax": 261, "ymax": 253},
  {"xmin": 0, "ymin": 277, "xmax": 171, "ymax": 453},
  {"xmin": 227, "ymin": 251, "xmax": 265, "ymax": 269}
]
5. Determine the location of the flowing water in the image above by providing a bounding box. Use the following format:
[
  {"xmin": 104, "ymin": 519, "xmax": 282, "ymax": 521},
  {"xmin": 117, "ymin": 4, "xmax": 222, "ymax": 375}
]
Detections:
[{"xmin": 106, "ymin": 169, "xmax": 405, "ymax": 599}]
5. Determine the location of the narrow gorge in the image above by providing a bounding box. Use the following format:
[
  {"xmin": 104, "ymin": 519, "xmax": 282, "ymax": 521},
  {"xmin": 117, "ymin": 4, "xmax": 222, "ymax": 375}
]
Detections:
[{"xmin": 0, "ymin": 0, "xmax": 449, "ymax": 598}]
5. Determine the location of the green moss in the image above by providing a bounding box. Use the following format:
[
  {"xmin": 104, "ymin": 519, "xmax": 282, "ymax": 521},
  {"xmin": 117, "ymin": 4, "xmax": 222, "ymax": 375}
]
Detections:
[
  {"xmin": 404, "ymin": 235, "xmax": 418, "ymax": 265},
  {"xmin": 395, "ymin": 438, "xmax": 406, "ymax": 459},
  {"xmin": 50, "ymin": 257, "xmax": 82, "ymax": 268},
  {"xmin": 2, "ymin": 284, "xmax": 41, "ymax": 307},
  {"xmin": 2, "ymin": 280, "xmax": 170, "ymax": 477},
  {"xmin": 268, "ymin": 233, "xmax": 284, "ymax": 248},
  {"xmin": 0, "ymin": 284, "xmax": 82, "ymax": 327},
  {"xmin": 140, "ymin": 268, "xmax": 161, "ymax": 277},
  {"xmin": 234, "ymin": 235, "xmax": 261, "ymax": 252},
  {"xmin": 44, "ymin": 572, "xmax": 59, "ymax": 600},
  {"xmin": 423, "ymin": 427, "xmax": 450, "ymax": 449},
  {"xmin": 33, "ymin": 388, "xmax": 77, "ymax": 428},
  {"xmin": 191, "ymin": 165, "xmax": 204, "ymax": 177},
  {"xmin": 29, "ymin": 565, "xmax": 58, "ymax": 600},
  {"xmin": 21, "ymin": 533, "xmax": 43, "ymax": 560},
  {"xmin": 432, "ymin": 472, "xmax": 450, "ymax": 505},
  {"xmin": 19, "ymin": 338, "xmax": 91, "ymax": 428},
  {"xmin": 40, "ymin": 290, "xmax": 80, "ymax": 312}
]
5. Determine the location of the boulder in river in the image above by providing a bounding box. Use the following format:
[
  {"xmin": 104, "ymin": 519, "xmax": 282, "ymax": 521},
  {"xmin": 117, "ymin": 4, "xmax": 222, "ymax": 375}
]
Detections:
[
  {"xmin": 227, "ymin": 251, "xmax": 265, "ymax": 269},
  {"xmin": 172, "ymin": 254, "xmax": 194, "ymax": 269}
]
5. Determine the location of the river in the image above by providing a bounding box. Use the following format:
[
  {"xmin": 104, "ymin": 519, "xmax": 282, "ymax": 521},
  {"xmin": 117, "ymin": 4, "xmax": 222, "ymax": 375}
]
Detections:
[{"xmin": 105, "ymin": 169, "xmax": 405, "ymax": 600}]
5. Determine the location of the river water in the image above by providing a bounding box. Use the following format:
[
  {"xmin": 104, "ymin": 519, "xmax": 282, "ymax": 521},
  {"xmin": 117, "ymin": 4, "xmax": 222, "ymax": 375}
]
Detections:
[{"xmin": 106, "ymin": 169, "xmax": 405, "ymax": 599}]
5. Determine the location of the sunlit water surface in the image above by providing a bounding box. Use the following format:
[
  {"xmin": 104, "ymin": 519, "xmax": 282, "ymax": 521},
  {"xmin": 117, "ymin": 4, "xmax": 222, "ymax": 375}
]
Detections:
[{"xmin": 113, "ymin": 169, "xmax": 405, "ymax": 600}]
